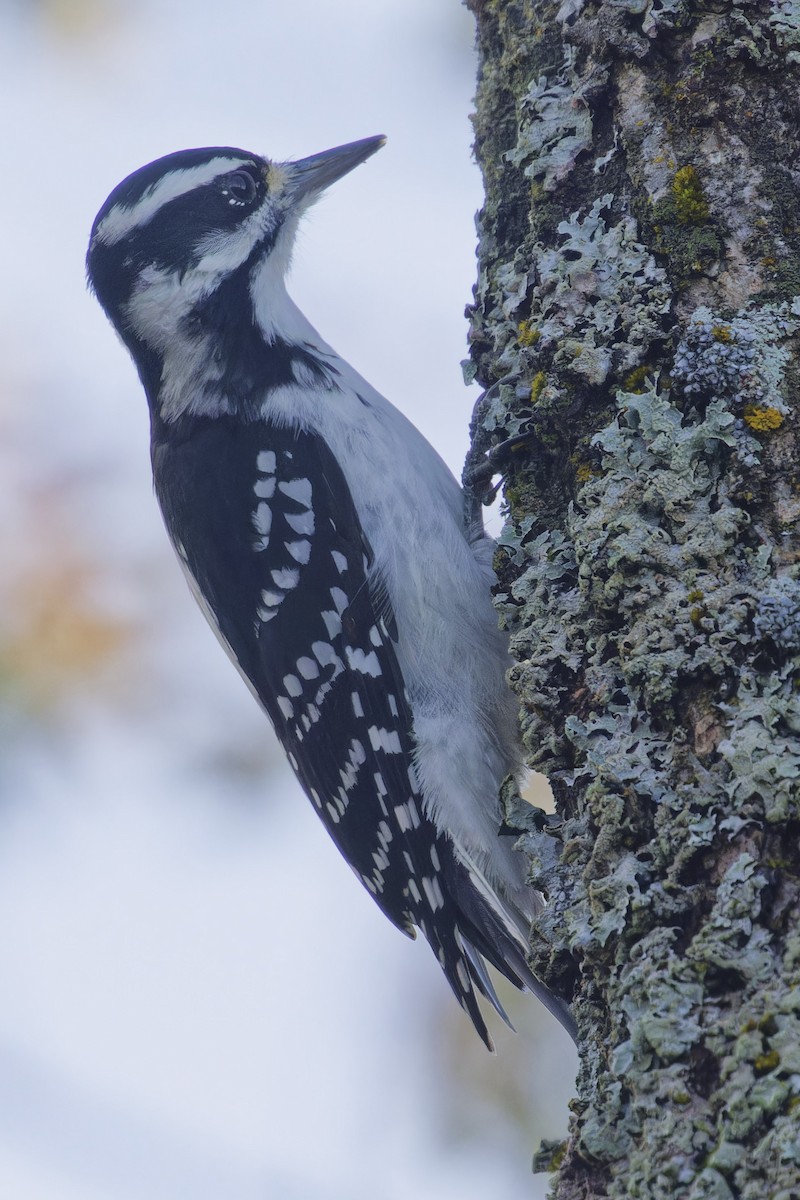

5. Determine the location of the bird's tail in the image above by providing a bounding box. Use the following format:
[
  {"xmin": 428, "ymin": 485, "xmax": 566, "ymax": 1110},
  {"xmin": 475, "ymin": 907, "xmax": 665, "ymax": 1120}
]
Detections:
[{"xmin": 433, "ymin": 841, "xmax": 577, "ymax": 1048}]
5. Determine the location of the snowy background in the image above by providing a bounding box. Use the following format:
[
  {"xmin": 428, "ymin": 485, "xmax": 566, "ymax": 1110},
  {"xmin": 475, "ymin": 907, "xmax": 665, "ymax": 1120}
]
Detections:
[{"xmin": 0, "ymin": 2, "xmax": 577, "ymax": 1197}]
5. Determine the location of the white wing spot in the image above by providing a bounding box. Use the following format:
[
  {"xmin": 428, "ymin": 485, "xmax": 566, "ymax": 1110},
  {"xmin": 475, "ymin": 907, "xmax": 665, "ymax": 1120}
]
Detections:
[
  {"xmin": 286, "ymin": 539, "xmax": 312, "ymax": 564},
  {"xmin": 422, "ymin": 875, "xmax": 445, "ymax": 913},
  {"xmin": 456, "ymin": 960, "xmax": 471, "ymax": 992},
  {"xmin": 252, "ymin": 502, "xmax": 272, "ymax": 549},
  {"xmin": 374, "ymin": 772, "xmax": 388, "ymax": 815},
  {"xmin": 321, "ymin": 610, "xmax": 342, "ymax": 639},
  {"xmin": 351, "ymin": 691, "xmax": 364, "ymax": 718},
  {"xmin": 369, "ymin": 625, "xmax": 382, "ymax": 647},
  {"xmin": 282, "ymin": 674, "xmax": 303, "ymax": 698},
  {"xmin": 331, "ymin": 550, "xmax": 348, "ymax": 574},
  {"xmin": 396, "ymin": 796, "xmax": 421, "ymax": 830},
  {"xmin": 430, "ymin": 845, "xmax": 441, "ymax": 872},
  {"xmin": 277, "ymin": 696, "xmax": 294, "ymax": 720},
  {"xmin": 297, "ymin": 656, "xmax": 319, "ymax": 680},
  {"xmin": 312, "ymin": 641, "xmax": 344, "ymax": 677},
  {"xmin": 330, "ymin": 587, "xmax": 348, "ymax": 615},
  {"xmin": 285, "ymin": 510, "xmax": 315, "ymax": 536},
  {"xmin": 395, "ymin": 803, "xmax": 412, "ymax": 833},
  {"xmin": 253, "ymin": 501, "xmax": 272, "ymax": 534},
  {"xmin": 408, "ymin": 878, "xmax": 422, "ymax": 905},
  {"xmin": 310, "ymin": 787, "xmax": 322, "ymax": 808},
  {"xmin": 272, "ymin": 567, "xmax": 300, "ymax": 590},
  {"xmin": 278, "ymin": 478, "xmax": 312, "ymax": 508},
  {"xmin": 367, "ymin": 726, "xmax": 402, "ymax": 754},
  {"xmin": 254, "ymin": 476, "xmax": 276, "ymax": 499},
  {"xmin": 345, "ymin": 647, "xmax": 382, "ymax": 677},
  {"xmin": 257, "ymin": 450, "xmax": 276, "ymax": 473},
  {"xmin": 326, "ymin": 801, "xmax": 341, "ymax": 825}
]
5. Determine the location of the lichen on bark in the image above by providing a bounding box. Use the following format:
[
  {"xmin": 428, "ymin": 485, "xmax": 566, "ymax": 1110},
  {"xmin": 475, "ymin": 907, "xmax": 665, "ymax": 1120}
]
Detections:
[{"xmin": 464, "ymin": 0, "xmax": 800, "ymax": 1195}]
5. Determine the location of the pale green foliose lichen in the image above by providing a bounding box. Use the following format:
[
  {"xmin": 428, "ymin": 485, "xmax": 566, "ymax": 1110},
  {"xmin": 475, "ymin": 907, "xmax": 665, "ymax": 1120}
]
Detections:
[
  {"xmin": 506, "ymin": 51, "xmax": 593, "ymax": 192},
  {"xmin": 753, "ymin": 574, "xmax": 800, "ymax": 654},
  {"xmin": 603, "ymin": 0, "xmax": 686, "ymax": 36},
  {"xmin": 717, "ymin": 665, "xmax": 800, "ymax": 824},
  {"xmin": 769, "ymin": 0, "xmax": 800, "ymax": 58},
  {"xmin": 467, "ymin": 2, "xmax": 800, "ymax": 1190},
  {"xmin": 492, "ymin": 367, "xmax": 799, "ymax": 1193},
  {"xmin": 524, "ymin": 195, "xmax": 671, "ymax": 382}
]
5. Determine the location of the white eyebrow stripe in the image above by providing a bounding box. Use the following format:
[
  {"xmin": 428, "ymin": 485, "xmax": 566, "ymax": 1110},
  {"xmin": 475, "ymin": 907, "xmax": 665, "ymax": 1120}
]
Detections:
[{"xmin": 95, "ymin": 156, "xmax": 248, "ymax": 245}]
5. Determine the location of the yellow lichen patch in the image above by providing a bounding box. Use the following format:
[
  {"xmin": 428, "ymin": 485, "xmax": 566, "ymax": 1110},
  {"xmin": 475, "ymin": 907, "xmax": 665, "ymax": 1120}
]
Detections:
[
  {"xmin": 574, "ymin": 461, "xmax": 594, "ymax": 484},
  {"xmin": 623, "ymin": 365, "xmax": 651, "ymax": 393},
  {"xmin": 711, "ymin": 324, "xmax": 733, "ymax": 343},
  {"xmin": 530, "ymin": 371, "xmax": 547, "ymax": 403},
  {"xmin": 672, "ymin": 165, "xmax": 710, "ymax": 225},
  {"xmin": 518, "ymin": 320, "xmax": 541, "ymax": 347},
  {"xmin": 754, "ymin": 1050, "xmax": 780, "ymax": 1075},
  {"xmin": 743, "ymin": 404, "xmax": 784, "ymax": 432}
]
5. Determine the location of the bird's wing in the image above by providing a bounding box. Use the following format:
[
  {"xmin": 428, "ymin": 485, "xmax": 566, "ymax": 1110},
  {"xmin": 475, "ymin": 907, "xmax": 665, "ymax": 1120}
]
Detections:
[{"xmin": 153, "ymin": 414, "xmax": 526, "ymax": 1046}]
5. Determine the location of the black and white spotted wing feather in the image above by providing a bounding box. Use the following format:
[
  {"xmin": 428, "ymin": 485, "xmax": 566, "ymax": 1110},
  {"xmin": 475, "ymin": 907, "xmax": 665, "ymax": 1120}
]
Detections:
[{"xmin": 153, "ymin": 415, "xmax": 528, "ymax": 1046}]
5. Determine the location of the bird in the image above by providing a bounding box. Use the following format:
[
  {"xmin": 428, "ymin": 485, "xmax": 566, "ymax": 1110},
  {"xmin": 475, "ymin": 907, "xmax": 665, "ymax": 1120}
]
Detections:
[{"xmin": 86, "ymin": 135, "xmax": 575, "ymax": 1048}]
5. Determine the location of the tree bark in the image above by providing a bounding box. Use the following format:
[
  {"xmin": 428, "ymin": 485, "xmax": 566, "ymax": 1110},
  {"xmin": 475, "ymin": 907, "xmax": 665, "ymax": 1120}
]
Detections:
[{"xmin": 464, "ymin": 0, "xmax": 800, "ymax": 1195}]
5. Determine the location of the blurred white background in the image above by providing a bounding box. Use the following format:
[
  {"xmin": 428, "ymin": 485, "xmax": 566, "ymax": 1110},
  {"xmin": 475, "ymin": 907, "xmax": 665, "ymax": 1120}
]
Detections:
[{"xmin": 0, "ymin": 2, "xmax": 577, "ymax": 1197}]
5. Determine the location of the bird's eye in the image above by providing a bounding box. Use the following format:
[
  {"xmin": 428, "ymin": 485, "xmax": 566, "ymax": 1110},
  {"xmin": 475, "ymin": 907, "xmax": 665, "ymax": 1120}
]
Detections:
[{"xmin": 221, "ymin": 169, "xmax": 259, "ymax": 207}]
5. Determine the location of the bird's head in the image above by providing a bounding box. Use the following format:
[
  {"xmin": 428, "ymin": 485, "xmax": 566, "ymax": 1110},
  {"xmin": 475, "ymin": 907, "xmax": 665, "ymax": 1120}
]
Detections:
[{"xmin": 86, "ymin": 137, "xmax": 385, "ymax": 411}]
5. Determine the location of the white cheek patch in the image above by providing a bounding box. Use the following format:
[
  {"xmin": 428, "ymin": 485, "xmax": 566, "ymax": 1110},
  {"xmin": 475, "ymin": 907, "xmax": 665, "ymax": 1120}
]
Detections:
[{"xmin": 191, "ymin": 203, "xmax": 278, "ymax": 276}]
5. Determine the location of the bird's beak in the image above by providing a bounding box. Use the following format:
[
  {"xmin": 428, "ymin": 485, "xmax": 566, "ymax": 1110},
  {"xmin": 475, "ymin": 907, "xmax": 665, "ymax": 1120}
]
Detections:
[{"xmin": 288, "ymin": 135, "xmax": 386, "ymax": 203}]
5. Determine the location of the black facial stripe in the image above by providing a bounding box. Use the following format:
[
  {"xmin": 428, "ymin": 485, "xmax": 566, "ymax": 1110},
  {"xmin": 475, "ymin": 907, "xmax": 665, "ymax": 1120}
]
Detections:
[
  {"xmin": 87, "ymin": 148, "xmax": 267, "ymax": 318},
  {"xmin": 91, "ymin": 146, "xmax": 260, "ymax": 229}
]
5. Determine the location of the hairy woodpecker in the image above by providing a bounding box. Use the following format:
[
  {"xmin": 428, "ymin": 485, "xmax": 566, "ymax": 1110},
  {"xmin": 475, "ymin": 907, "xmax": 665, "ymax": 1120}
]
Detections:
[{"xmin": 87, "ymin": 136, "xmax": 574, "ymax": 1047}]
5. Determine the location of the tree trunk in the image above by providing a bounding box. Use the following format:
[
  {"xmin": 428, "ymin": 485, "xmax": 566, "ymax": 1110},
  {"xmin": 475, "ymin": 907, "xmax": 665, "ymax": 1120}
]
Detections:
[{"xmin": 463, "ymin": 0, "xmax": 800, "ymax": 1195}]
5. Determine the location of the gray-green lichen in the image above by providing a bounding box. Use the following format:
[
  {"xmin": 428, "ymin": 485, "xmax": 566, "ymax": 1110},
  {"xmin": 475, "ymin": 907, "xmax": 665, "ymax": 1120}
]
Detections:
[
  {"xmin": 753, "ymin": 574, "xmax": 800, "ymax": 654},
  {"xmin": 767, "ymin": 0, "xmax": 800, "ymax": 59},
  {"xmin": 523, "ymin": 195, "xmax": 671, "ymax": 382},
  {"xmin": 506, "ymin": 52, "xmax": 593, "ymax": 192},
  {"xmin": 673, "ymin": 301, "xmax": 800, "ymax": 415},
  {"xmin": 466, "ymin": 0, "xmax": 800, "ymax": 1194},
  {"xmin": 492, "ymin": 373, "xmax": 799, "ymax": 1192}
]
